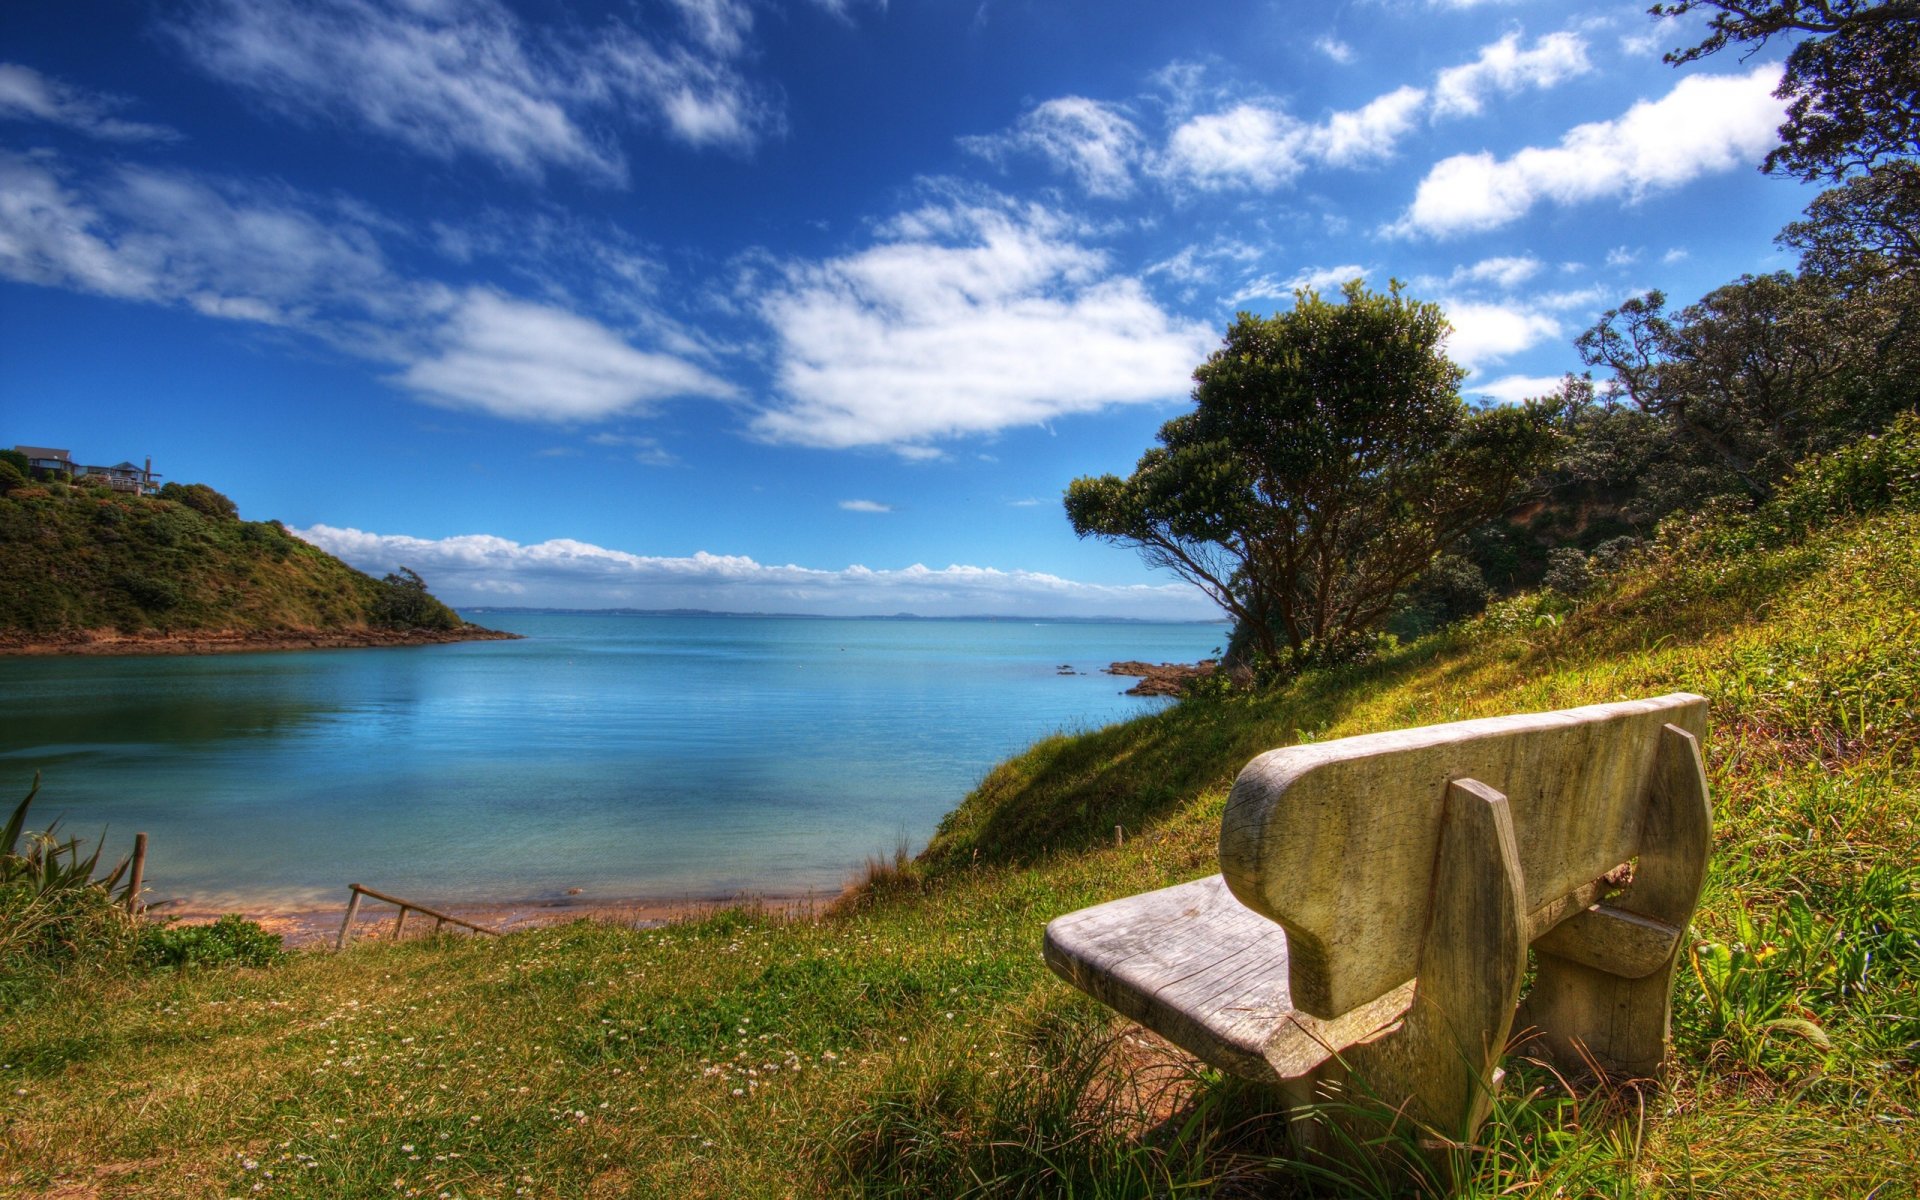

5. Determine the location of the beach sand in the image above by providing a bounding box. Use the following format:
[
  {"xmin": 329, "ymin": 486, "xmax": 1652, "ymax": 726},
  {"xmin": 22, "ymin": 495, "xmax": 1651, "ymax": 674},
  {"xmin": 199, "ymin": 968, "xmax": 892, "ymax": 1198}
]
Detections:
[{"xmin": 148, "ymin": 890, "xmax": 832, "ymax": 948}]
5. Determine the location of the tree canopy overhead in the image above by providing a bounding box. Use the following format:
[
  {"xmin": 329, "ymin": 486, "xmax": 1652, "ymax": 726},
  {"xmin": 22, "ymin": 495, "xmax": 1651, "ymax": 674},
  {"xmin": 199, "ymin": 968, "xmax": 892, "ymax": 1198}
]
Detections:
[
  {"xmin": 1065, "ymin": 282, "xmax": 1558, "ymax": 670},
  {"xmin": 1654, "ymin": 0, "xmax": 1920, "ymax": 180}
]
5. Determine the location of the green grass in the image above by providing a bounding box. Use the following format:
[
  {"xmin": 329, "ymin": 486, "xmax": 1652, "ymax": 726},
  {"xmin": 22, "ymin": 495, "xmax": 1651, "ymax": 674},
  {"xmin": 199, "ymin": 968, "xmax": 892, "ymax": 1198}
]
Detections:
[{"xmin": 4, "ymin": 496, "xmax": 1919, "ymax": 1195}]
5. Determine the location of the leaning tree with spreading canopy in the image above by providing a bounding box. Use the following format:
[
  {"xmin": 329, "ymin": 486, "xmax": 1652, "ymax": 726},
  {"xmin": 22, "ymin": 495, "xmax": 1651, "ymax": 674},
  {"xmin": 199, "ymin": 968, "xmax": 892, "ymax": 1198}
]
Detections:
[{"xmin": 1065, "ymin": 281, "xmax": 1559, "ymax": 673}]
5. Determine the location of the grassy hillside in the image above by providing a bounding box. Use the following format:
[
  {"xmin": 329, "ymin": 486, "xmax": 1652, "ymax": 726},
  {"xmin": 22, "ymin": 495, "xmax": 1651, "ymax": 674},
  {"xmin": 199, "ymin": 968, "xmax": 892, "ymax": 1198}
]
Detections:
[
  {"xmin": 3, "ymin": 430, "xmax": 1917, "ymax": 1197},
  {"xmin": 0, "ymin": 480, "xmax": 467, "ymax": 640}
]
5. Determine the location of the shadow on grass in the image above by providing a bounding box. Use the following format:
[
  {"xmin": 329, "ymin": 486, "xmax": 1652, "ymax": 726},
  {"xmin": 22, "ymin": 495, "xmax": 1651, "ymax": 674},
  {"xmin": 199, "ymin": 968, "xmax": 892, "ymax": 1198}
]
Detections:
[{"xmin": 920, "ymin": 636, "xmax": 1465, "ymax": 875}]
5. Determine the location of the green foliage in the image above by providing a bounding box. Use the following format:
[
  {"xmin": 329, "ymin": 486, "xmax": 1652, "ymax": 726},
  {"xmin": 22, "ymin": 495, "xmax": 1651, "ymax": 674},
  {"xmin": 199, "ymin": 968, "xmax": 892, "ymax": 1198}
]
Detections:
[
  {"xmin": 1067, "ymin": 281, "xmax": 1558, "ymax": 670},
  {"xmin": 371, "ymin": 566, "xmax": 463, "ymax": 631},
  {"xmin": 136, "ymin": 914, "xmax": 285, "ymax": 970},
  {"xmin": 157, "ymin": 480, "xmax": 239, "ymax": 521},
  {"xmin": 0, "ymin": 775, "xmax": 139, "ymax": 979},
  {"xmin": 0, "ymin": 458, "xmax": 26, "ymax": 494},
  {"xmin": 1653, "ymin": 1, "xmax": 1920, "ymax": 181},
  {"xmin": 0, "ymin": 478, "xmax": 471, "ymax": 638}
]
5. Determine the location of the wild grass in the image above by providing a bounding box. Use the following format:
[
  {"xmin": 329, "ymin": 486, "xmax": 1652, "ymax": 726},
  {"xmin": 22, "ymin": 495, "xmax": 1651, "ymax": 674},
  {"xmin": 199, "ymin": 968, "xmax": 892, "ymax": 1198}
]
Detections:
[{"xmin": 4, "ymin": 463, "xmax": 1919, "ymax": 1195}]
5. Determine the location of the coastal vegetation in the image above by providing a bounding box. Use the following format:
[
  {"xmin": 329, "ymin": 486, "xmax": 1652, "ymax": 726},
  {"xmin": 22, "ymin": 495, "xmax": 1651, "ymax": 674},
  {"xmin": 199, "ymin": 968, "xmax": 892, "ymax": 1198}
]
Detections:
[
  {"xmin": 3, "ymin": 418, "xmax": 1916, "ymax": 1196},
  {"xmin": 0, "ymin": 472, "xmax": 483, "ymax": 651}
]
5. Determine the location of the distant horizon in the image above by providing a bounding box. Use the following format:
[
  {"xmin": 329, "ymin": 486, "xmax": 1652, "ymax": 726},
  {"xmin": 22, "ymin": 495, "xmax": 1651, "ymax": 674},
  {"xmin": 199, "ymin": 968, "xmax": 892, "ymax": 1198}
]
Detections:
[{"xmin": 457, "ymin": 604, "xmax": 1231, "ymax": 626}]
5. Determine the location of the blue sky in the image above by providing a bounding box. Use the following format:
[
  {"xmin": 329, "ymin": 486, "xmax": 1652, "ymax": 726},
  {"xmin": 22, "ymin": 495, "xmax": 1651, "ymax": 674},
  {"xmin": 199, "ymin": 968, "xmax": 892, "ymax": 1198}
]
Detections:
[{"xmin": 2, "ymin": 0, "xmax": 1817, "ymax": 617}]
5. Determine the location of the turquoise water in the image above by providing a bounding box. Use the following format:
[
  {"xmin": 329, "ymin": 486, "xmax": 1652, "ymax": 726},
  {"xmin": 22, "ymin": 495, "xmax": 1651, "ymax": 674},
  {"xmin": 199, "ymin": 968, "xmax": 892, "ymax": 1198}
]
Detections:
[{"xmin": 0, "ymin": 613, "xmax": 1222, "ymax": 909}]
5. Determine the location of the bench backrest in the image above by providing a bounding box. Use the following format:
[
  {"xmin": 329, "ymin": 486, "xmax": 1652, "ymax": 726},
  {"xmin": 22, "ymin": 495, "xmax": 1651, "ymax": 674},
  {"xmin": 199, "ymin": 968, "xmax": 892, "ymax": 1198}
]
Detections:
[{"xmin": 1218, "ymin": 693, "xmax": 1707, "ymax": 1020}]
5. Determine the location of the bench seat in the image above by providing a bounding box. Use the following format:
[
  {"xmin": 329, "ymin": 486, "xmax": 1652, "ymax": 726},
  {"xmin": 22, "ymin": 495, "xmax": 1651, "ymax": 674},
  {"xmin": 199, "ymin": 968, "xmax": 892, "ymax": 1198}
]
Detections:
[{"xmin": 1045, "ymin": 874, "xmax": 1416, "ymax": 1080}]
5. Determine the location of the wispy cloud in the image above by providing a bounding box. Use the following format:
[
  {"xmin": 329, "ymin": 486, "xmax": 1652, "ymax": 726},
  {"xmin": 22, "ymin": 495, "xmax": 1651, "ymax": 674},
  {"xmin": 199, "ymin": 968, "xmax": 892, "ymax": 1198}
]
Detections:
[
  {"xmin": 1394, "ymin": 66, "xmax": 1784, "ymax": 238},
  {"xmin": 399, "ymin": 289, "xmax": 737, "ymax": 422},
  {"xmin": 0, "ymin": 149, "xmax": 737, "ymax": 426},
  {"xmin": 961, "ymin": 97, "xmax": 1145, "ymax": 198},
  {"xmin": 1314, "ymin": 36, "xmax": 1356, "ymax": 65},
  {"xmin": 163, "ymin": 0, "xmax": 779, "ymax": 184},
  {"xmin": 0, "ymin": 63, "xmax": 179, "ymax": 142},
  {"xmin": 838, "ymin": 499, "xmax": 892, "ymax": 513},
  {"xmin": 748, "ymin": 196, "xmax": 1215, "ymax": 452},
  {"xmin": 294, "ymin": 524, "xmax": 1216, "ymax": 619}
]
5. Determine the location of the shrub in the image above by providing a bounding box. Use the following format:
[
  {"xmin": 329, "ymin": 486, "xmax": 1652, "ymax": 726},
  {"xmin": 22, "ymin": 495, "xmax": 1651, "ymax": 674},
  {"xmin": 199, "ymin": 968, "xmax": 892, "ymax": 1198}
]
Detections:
[
  {"xmin": 158, "ymin": 481, "xmax": 240, "ymax": 521},
  {"xmin": 0, "ymin": 459, "xmax": 26, "ymax": 494},
  {"xmin": 136, "ymin": 913, "xmax": 285, "ymax": 969},
  {"xmin": 1542, "ymin": 547, "xmax": 1594, "ymax": 597}
]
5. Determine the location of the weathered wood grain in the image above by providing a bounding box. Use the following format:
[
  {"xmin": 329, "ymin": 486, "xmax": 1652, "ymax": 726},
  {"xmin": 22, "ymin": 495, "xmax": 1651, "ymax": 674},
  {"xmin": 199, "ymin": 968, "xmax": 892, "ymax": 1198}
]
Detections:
[
  {"xmin": 1219, "ymin": 693, "xmax": 1707, "ymax": 1019},
  {"xmin": 1044, "ymin": 876, "xmax": 1417, "ymax": 1080},
  {"xmin": 1520, "ymin": 723, "xmax": 1712, "ymax": 1078},
  {"xmin": 1332, "ymin": 779, "xmax": 1529, "ymax": 1142}
]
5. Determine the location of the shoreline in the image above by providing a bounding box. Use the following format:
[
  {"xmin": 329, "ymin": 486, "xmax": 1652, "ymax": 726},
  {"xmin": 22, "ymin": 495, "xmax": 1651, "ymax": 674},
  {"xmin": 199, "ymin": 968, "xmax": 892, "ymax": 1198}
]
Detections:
[
  {"xmin": 0, "ymin": 625, "xmax": 521, "ymax": 657},
  {"xmin": 151, "ymin": 888, "xmax": 832, "ymax": 948}
]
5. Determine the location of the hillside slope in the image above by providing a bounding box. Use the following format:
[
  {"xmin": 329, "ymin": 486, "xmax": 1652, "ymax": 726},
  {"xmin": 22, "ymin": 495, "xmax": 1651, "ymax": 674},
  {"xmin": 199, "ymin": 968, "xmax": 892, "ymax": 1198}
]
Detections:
[
  {"xmin": 2, "ymin": 425, "xmax": 1917, "ymax": 1197},
  {"xmin": 0, "ymin": 480, "xmax": 503, "ymax": 652}
]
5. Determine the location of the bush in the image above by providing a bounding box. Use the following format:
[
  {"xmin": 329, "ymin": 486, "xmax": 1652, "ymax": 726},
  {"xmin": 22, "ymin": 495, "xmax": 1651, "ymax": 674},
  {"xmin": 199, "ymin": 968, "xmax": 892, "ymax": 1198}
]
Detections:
[
  {"xmin": 1542, "ymin": 547, "xmax": 1595, "ymax": 597},
  {"xmin": 371, "ymin": 567, "xmax": 462, "ymax": 631},
  {"xmin": 136, "ymin": 914, "xmax": 285, "ymax": 969},
  {"xmin": 158, "ymin": 481, "xmax": 240, "ymax": 521},
  {"xmin": 0, "ymin": 459, "xmax": 26, "ymax": 494}
]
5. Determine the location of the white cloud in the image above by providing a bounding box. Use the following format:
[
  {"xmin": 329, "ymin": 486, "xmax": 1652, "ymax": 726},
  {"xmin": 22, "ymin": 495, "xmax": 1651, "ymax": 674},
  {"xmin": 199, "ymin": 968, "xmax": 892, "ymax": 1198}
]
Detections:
[
  {"xmin": 0, "ymin": 63, "xmax": 179, "ymax": 142},
  {"xmin": 1432, "ymin": 32, "xmax": 1592, "ymax": 120},
  {"xmin": 1159, "ymin": 85, "xmax": 1425, "ymax": 190},
  {"xmin": 293, "ymin": 524, "xmax": 1216, "ymax": 619},
  {"xmin": 1395, "ymin": 65, "xmax": 1785, "ymax": 237},
  {"xmin": 1441, "ymin": 299, "xmax": 1561, "ymax": 370},
  {"xmin": 1466, "ymin": 373, "xmax": 1570, "ymax": 404},
  {"xmin": 1606, "ymin": 245, "xmax": 1641, "ymax": 267},
  {"xmin": 839, "ymin": 499, "xmax": 892, "ymax": 513},
  {"xmin": 1283, "ymin": 264, "xmax": 1369, "ymax": 293},
  {"xmin": 0, "ymin": 153, "xmax": 396, "ymax": 323},
  {"xmin": 749, "ymin": 199, "xmax": 1216, "ymax": 451},
  {"xmin": 1662, "ymin": 247, "xmax": 1689, "ymax": 265},
  {"xmin": 164, "ymin": 0, "xmax": 778, "ymax": 183},
  {"xmin": 1312, "ymin": 86, "xmax": 1427, "ymax": 167},
  {"xmin": 961, "ymin": 97, "xmax": 1145, "ymax": 198},
  {"xmin": 0, "ymin": 150, "xmax": 737, "ymax": 427},
  {"xmin": 1315, "ymin": 36, "xmax": 1356, "ymax": 65},
  {"xmin": 1440, "ymin": 254, "xmax": 1544, "ymax": 290},
  {"xmin": 1161, "ymin": 103, "xmax": 1308, "ymax": 189},
  {"xmin": 399, "ymin": 289, "xmax": 737, "ymax": 422}
]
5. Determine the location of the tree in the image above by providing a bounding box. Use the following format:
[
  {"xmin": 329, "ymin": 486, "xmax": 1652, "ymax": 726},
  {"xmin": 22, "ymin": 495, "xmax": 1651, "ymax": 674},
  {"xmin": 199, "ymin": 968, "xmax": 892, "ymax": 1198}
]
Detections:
[
  {"xmin": 1653, "ymin": 0, "xmax": 1920, "ymax": 180},
  {"xmin": 1579, "ymin": 268, "xmax": 1920, "ymax": 504},
  {"xmin": 371, "ymin": 567, "xmax": 462, "ymax": 631},
  {"xmin": 1064, "ymin": 282, "xmax": 1558, "ymax": 671}
]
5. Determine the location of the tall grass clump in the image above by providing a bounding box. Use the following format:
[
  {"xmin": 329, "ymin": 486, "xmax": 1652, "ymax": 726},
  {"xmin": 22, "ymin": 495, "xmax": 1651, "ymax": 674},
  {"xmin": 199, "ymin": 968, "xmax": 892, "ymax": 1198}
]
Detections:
[{"xmin": 0, "ymin": 773, "xmax": 139, "ymax": 982}]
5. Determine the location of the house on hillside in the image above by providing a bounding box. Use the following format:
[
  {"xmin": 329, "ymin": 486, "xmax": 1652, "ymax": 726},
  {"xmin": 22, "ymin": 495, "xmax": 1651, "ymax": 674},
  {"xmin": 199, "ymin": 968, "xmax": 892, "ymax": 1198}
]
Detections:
[{"xmin": 11, "ymin": 445, "xmax": 163, "ymax": 496}]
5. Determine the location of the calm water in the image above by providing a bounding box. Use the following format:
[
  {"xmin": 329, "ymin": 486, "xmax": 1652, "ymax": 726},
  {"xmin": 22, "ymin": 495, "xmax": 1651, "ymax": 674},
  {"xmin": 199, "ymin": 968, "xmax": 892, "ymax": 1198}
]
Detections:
[{"xmin": 0, "ymin": 613, "xmax": 1222, "ymax": 909}]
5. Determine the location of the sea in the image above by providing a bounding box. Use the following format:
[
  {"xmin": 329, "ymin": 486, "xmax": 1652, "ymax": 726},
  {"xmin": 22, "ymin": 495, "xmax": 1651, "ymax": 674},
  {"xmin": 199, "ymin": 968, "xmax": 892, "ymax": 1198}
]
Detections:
[{"xmin": 0, "ymin": 612, "xmax": 1223, "ymax": 910}]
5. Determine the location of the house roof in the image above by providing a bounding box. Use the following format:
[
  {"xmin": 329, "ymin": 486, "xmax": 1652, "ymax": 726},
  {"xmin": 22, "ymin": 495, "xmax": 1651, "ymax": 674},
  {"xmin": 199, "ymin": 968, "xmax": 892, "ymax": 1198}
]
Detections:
[
  {"xmin": 110, "ymin": 461, "xmax": 141, "ymax": 472},
  {"xmin": 14, "ymin": 445, "xmax": 71, "ymax": 461}
]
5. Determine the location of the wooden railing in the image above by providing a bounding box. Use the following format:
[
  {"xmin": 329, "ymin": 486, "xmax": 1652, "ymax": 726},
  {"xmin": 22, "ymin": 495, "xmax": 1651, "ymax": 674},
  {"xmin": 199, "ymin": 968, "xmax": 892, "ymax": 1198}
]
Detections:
[{"xmin": 336, "ymin": 883, "xmax": 501, "ymax": 950}]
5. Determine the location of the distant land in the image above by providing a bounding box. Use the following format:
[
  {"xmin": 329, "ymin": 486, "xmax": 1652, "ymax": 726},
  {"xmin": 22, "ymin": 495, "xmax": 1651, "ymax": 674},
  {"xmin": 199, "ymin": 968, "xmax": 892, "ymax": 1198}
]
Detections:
[
  {"xmin": 461, "ymin": 606, "xmax": 1232, "ymax": 625},
  {"xmin": 0, "ymin": 460, "xmax": 511, "ymax": 656}
]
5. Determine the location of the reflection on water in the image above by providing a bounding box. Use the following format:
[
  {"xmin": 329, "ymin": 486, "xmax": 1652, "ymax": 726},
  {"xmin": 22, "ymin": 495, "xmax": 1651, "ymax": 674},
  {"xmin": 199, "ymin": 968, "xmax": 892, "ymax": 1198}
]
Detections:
[{"xmin": 0, "ymin": 613, "xmax": 1221, "ymax": 908}]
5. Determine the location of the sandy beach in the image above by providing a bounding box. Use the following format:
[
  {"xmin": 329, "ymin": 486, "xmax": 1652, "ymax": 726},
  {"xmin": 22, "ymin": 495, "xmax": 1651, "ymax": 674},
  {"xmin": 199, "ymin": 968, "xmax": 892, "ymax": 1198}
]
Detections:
[{"xmin": 147, "ymin": 888, "xmax": 833, "ymax": 948}]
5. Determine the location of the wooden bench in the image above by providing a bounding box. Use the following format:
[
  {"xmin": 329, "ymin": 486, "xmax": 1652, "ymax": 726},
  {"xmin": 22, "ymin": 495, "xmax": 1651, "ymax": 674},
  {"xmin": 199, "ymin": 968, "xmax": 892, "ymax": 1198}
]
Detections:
[{"xmin": 1044, "ymin": 693, "xmax": 1711, "ymax": 1149}]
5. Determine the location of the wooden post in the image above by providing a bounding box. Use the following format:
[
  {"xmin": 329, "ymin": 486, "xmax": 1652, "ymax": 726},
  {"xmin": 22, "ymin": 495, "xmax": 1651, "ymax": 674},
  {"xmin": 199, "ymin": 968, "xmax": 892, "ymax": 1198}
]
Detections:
[
  {"xmin": 1325, "ymin": 777, "xmax": 1529, "ymax": 1152},
  {"xmin": 337, "ymin": 885, "xmax": 364, "ymax": 951},
  {"xmin": 1520, "ymin": 724, "xmax": 1712, "ymax": 1080},
  {"xmin": 393, "ymin": 906, "xmax": 409, "ymax": 940},
  {"xmin": 125, "ymin": 832, "xmax": 148, "ymax": 914},
  {"xmin": 1114, "ymin": 825, "xmax": 1124, "ymax": 848}
]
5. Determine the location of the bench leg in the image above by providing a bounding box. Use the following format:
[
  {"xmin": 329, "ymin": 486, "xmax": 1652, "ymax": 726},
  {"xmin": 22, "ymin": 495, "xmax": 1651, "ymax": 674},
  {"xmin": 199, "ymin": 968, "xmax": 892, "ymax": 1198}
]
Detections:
[
  {"xmin": 1520, "ymin": 724, "xmax": 1712, "ymax": 1080},
  {"xmin": 1307, "ymin": 777, "xmax": 1529, "ymax": 1157}
]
